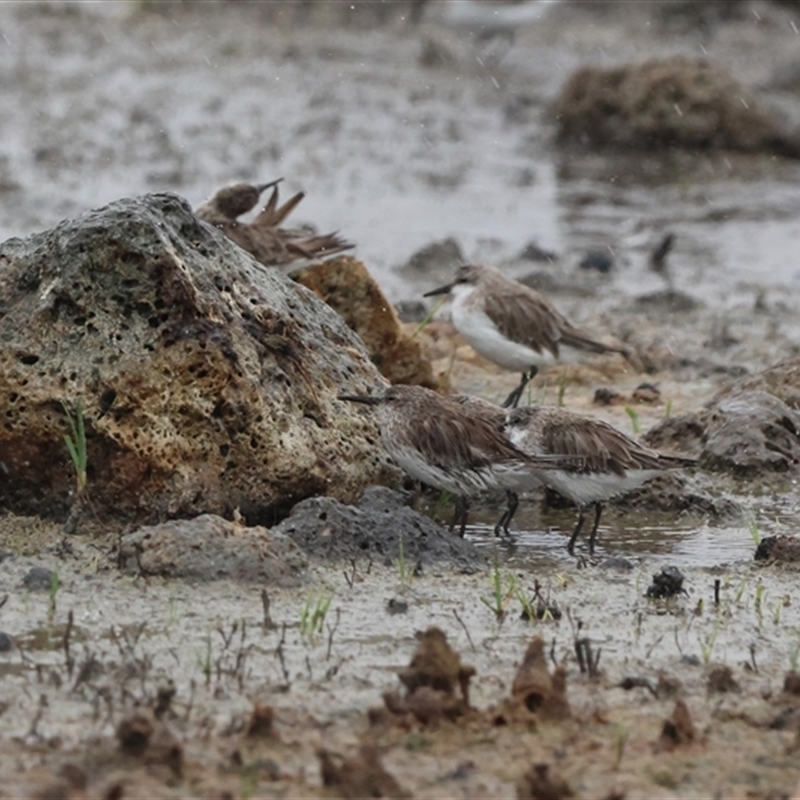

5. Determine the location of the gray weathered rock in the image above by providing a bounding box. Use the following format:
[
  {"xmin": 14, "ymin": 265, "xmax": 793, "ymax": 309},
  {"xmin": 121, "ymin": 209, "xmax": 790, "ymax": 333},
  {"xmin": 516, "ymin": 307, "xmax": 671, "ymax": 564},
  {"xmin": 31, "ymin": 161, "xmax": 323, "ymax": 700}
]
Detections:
[
  {"xmin": 274, "ymin": 485, "xmax": 485, "ymax": 571},
  {"xmin": 118, "ymin": 514, "xmax": 307, "ymax": 583},
  {"xmin": 645, "ymin": 388, "xmax": 800, "ymax": 476},
  {"xmin": 0, "ymin": 193, "xmax": 400, "ymax": 524}
]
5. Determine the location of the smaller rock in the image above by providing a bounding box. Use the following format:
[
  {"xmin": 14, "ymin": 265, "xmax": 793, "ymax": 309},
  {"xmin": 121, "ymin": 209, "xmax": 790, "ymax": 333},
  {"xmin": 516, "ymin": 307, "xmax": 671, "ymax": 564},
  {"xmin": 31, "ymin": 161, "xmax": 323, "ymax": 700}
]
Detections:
[
  {"xmin": 579, "ymin": 250, "xmax": 613, "ymax": 274},
  {"xmin": 394, "ymin": 300, "xmax": 427, "ymax": 323},
  {"xmin": 399, "ymin": 627, "xmax": 475, "ymax": 704},
  {"xmin": 0, "ymin": 632, "xmax": 13, "ymax": 652},
  {"xmin": 245, "ymin": 704, "xmax": 275, "ymax": 739},
  {"xmin": 707, "ymin": 665, "xmax": 740, "ymax": 694},
  {"xmin": 318, "ymin": 745, "xmax": 410, "ymax": 799},
  {"xmin": 418, "ymin": 36, "xmax": 456, "ymax": 69},
  {"xmin": 702, "ymin": 390, "xmax": 800, "ymax": 475},
  {"xmin": 516, "ymin": 763, "xmax": 574, "ymax": 800},
  {"xmin": 22, "ymin": 567, "xmax": 56, "ymax": 592},
  {"xmin": 118, "ymin": 515, "xmax": 307, "ymax": 584},
  {"xmin": 634, "ymin": 289, "xmax": 701, "ymax": 313},
  {"xmin": 600, "ymin": 556, "xmax": 634, "ymax": 571},
  {"xmin": 386, "ymin": 598, "xmax": 409, "ymax": 615},
  {"xmin": 593, "ymin": 388, "xmax": 620, "ymax": 406},
  {"xmin": 294, "ymin": 257, "xmax": 438, "ymax": 389},
  {"xmin": 518, "ymin": 241, "xmax": 558, "ymax": 263},
  {"xmin": 511, "ymin": 637, "xmax": 571, "ymax": 721},
  {"xmin": 783, "ymin": 672, "xmax": 800, "ymax": 696},
  {"xmin": 646, "ymin": 566, "xmax": 686, "ymax": 599},
  {"xmin": 658, "ymin": 699, "xmax": 696, "ymax": 750},
  {"xmin": 754, "ymin": 535, "xmax": 800, "ymax": 563},
  {"xmin": 404, "ymin": 237, "xmax": 463, "ymax": 276},
  {"xmin": 275, "ymin": 486, "xmax": 485, "ymax": 570},
  {"xmin": 116, "ymin": 709, "xmax": 183, "ymax": 777},
  {"xmin": 632, "ymin": 382, "xmax": 661, "ymax": 404},
  {"xmin": 643, "ymin": 413, "xmax": 705, "ymax": 454}
]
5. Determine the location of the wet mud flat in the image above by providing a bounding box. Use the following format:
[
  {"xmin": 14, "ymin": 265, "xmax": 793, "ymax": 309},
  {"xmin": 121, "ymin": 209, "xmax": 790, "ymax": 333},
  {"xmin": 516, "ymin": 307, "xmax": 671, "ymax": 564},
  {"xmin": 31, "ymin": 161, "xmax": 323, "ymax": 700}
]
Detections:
[
  {"xmin": 0, "ymin": 532, "xmax": 799, "ymax": 799},
  {"xmin": 2, "ymin": 1, "xmax": 800, "ymax": 797}
]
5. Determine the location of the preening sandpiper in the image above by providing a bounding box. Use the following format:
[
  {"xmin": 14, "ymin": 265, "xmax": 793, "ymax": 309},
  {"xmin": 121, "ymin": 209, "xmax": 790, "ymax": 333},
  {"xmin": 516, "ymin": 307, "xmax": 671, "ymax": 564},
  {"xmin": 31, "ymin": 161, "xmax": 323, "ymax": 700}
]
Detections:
[
  {"xmin": 196, "ymin": 180, "xmax": 354, "ymax": 269},
  {"xmin": 339, "ymin": 384, "xmax": 580, "ymax": 536},
  {"xmin": 505, "ymin": 404, "xmax": 697, "ymax": 555},
  {"xmin": 424, "ymin": 263, "xmax": 629, "ymax": 409}
]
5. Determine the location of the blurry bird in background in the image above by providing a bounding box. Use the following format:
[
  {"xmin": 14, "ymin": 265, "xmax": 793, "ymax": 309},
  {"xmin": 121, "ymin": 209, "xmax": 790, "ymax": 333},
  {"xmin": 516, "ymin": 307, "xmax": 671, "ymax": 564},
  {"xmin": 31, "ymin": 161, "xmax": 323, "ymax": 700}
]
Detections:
[{"xmin": 196, "ymin": 179, "xmax": 354, "ymax": 270}]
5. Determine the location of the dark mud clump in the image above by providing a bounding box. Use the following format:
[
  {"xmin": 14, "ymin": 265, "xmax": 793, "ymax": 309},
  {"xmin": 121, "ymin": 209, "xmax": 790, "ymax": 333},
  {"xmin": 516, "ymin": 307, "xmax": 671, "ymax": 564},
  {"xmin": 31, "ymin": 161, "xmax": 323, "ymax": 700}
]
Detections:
[{"xmin": 377, "ymin": 626, "xmax": 475, "ymax": 727}]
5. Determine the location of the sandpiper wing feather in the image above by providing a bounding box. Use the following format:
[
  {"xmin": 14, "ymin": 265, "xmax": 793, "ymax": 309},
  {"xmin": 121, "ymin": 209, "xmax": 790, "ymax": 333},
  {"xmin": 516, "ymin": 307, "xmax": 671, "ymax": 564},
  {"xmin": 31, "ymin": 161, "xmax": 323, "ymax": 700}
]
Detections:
[
  {"xmin": 252, "ymin": 187, "xmax": 306, "ymax": 229},
  {"xmin": 482, "ymin": 280, "xmax": 565, "ymax": 358},
  {"xmin": 480, "ymin": 269, "xmax": 628, "ymax": 358},
  {"xmin": 286, "ymin": 232, "xmax": 354, "ymax": 260},
  {"xmin": 510, "ymin": 406, "xmax": 696, "ymax": 475},
  {"xmin": 407, "ymin": 406, "xmax": 527, "ymax": 472}
]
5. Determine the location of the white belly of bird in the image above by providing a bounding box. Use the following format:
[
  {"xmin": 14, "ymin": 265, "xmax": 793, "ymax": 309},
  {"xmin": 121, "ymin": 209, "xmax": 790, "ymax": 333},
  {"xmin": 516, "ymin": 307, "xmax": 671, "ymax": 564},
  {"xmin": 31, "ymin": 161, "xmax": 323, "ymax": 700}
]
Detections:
[
  {"xmin": 451, "ymin": 286, "xmax": 551, "ymax": 372},
  {"xmin": 388, "ymin": 443, "xmax": 539, "ymax": 497},
  {"xmin": 535, "ymin": 468, "xmax": 663, "ymax": 506}
]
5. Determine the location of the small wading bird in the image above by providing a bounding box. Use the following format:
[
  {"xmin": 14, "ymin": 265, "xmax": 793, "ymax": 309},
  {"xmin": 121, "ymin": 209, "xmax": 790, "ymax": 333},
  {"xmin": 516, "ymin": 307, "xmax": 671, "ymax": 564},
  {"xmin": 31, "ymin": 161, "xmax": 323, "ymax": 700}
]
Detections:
[
  {"xmin": 503, "ymin": 405, "xmax": 697, "ymax": 554},
  {"xmin": 424, "ymin": 264, "xmax": 629, "ymax": 409},
  {"xmin": 195, "ymin": 179, "xmax": 353, "ymax": 269},
  {"xmin": 338, "ymin": 384, "xmax": 582, "ymax": 536}
]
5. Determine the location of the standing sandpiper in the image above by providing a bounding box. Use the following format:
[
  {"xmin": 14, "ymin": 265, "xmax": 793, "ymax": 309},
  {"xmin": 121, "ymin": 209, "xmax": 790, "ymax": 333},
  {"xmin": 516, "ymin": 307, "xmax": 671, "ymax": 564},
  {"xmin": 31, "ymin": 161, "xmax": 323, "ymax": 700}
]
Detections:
[
  {"xmin": 339, "ymin": 384, "xmax": 580, "ymax": 536},
  {"xmin": 423, "ymin": 264, "xmax": 629, "ymax": 409},
  {"xmin": 505, "ymin": 405, "xmax": 696, "ymax": 555},
  {"xmin": 196, "ymin": 180, "xmax": 354, "ymax": 269}
]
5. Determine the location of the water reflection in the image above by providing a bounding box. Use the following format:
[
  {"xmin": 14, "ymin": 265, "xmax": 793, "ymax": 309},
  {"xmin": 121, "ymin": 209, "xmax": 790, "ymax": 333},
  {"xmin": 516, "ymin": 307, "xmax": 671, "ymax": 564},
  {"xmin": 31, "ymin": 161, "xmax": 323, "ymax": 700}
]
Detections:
[{"xmin": 463, "ymin": 505, "xmax": 756, "ymax": 568}]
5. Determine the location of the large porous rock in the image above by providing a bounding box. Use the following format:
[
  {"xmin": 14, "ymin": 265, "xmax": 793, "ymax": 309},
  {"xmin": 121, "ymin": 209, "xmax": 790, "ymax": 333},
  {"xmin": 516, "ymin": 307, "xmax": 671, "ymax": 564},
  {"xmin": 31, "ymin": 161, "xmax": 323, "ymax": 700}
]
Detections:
[
  {"xmin": 553, "ymin": 56, "xmax": 800, "ymax": 156},
  {"xmin": 273, "ymin": 485, "xmax": 485, "ymax": 571},
  {"xmin": 644, "ymin": 389, "xmax": 800, "ymax": 476},
  {"xmin": 293, "ymin": 257, "xmax": 440, "ymax": 390},
  {"xmin": 0, "ymin": 194, "xmax": 400, "ymax": 525},
  {"xmin": 118, "ymin": 514, "xmax": 307, "ymax": 583}
]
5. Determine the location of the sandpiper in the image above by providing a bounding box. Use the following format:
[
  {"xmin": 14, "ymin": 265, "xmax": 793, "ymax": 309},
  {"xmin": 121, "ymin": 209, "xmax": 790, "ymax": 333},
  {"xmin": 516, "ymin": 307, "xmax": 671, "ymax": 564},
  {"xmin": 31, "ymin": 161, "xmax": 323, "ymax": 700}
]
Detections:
[
  {"xmin": 196, "ymin": 180, "xmax": 354, "ymax": 269},
  {"xmin": 424, "ymin": 264, "xmax": 629, "ymax": 409},
  {"xmin": 505, "ymin": 405, "xmax": 697, "ymax": 555},
  {"xmin": 339, "ymin": 384, "xmax": 580, "ymax": 536}
]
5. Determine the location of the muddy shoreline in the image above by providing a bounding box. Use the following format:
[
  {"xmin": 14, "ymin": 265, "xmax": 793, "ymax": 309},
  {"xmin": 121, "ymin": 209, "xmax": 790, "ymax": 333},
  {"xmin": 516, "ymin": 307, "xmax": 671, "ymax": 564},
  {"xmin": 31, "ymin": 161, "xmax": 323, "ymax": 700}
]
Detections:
[{"xmin": 2, "ymin": 2, "xmax": 800, "ymax": 798}]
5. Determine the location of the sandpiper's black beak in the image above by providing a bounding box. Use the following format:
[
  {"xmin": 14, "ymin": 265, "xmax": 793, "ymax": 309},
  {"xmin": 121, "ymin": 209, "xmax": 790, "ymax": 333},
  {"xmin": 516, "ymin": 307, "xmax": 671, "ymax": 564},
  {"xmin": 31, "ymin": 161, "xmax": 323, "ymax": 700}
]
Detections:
[
  {"xmin": 422, "ymin": 281, "xmax": 454, "ymax": 298},
  {"xmin": 256, "ymin": 178, "xmax": 284, "ymax": 193},
  {"xmin": 338, "ymin": 393, "xmax": 382, "ymax": 405}
]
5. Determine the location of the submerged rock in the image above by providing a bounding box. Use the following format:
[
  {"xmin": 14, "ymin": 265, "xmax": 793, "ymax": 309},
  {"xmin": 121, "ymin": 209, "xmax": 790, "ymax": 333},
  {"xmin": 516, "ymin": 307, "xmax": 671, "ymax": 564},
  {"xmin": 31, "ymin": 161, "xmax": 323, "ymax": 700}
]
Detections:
[
  {"xmin": 293, "ymin": 257, "xmax": 438, "ymax": 389},
  {"xmin": 553, "ymin": 56, "xmax": 800, "ymax": 156},
  {"xmin": 0, "ymin": 194, "xmax": 398, "ymax": 525},
  {"xmin": 118, "ymin": 514, "xmax": 307, "ymax": 583}
]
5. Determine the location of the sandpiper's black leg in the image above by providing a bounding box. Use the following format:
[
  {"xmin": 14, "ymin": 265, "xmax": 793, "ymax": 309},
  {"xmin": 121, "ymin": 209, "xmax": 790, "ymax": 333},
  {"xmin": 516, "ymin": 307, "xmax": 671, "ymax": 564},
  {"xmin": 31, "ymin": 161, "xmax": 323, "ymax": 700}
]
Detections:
[
  {"xmin": 587, "ymin": 502, "xmax": 603, "ymax": 554},
  {"xmin": 494, "ymin": 491, "xmax": 519, "ymax": 537},
  {"xmin": 567, "ymin": 507, "xmax": 586, "ymax": 555},
  {"xmin": 501, "ymin": 367, "xmax": 538, "ymax": 409},
  {"xmin": 451, "ymin": 495, "xmax": 469, "ymax": 537}
]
